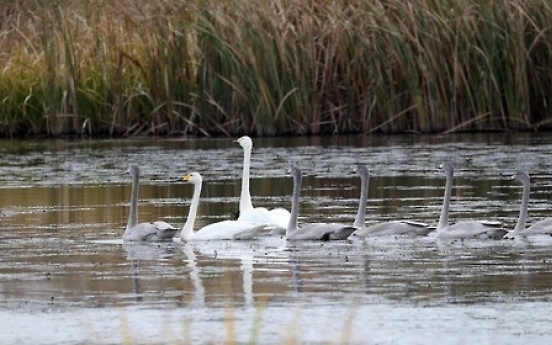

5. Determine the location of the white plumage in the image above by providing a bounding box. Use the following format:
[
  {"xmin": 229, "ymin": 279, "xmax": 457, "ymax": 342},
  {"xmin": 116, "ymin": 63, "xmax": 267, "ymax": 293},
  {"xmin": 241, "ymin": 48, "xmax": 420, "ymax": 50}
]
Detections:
[
  {"xmin": 235, "ymin": 136, "xmax": 290, "ymax": 231},
  {"xmin": 179, "ymin": 172, "xmax": 268, "ymax": 241}
]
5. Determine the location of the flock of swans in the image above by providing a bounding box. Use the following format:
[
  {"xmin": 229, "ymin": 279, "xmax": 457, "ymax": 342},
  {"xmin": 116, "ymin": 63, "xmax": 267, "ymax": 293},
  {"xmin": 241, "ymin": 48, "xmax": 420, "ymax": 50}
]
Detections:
[{"xmin": 122, "ymin": 136, "xmax": 552, "ymax": 243}]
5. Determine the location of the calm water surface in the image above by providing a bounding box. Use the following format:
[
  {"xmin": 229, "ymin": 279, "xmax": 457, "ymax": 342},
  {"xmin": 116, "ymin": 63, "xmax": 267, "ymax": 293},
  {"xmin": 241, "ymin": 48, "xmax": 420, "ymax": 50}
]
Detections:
[{"xmin": 1, "ymin": 133, "xmax": 552, "ymax": 344}]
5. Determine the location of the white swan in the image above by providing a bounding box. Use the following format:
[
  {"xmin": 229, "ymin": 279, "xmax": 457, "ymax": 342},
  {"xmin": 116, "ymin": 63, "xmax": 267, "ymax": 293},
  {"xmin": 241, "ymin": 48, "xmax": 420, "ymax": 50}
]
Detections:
[
  {"xmin": 235, "ymin": 136, "xmax": 291, "ymax": 231},
  {"xmin": 351, "ymin": 165, "xmax": 432, "ymax": 238},
  {"xmin": 504, "ymin": 170, "xmax": 552, "ymax": 239},
  {"xmin": 286, "ymin": 166, "xmax": 357, "ymax": 241},
  {"xmin": 435, "ymin": 163, "xmax": 506, "ymax": 240},
  {"xmin": 179, "ymin": 172, "xmax": 268, "ymax": 241},
  {"xmin": 122, "ymin": 165, "xmax": 178, "ymax": 242}
]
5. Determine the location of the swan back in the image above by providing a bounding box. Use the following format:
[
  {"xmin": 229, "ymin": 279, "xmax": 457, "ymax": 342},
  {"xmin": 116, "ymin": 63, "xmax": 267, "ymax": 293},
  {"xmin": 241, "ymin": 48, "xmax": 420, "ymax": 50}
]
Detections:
[
  {"xmin": 354, "ymin": 221, "xmax": 433, "ymax": 238},
  {"xmin": 290, "ymin": 223, "xmax": 357, "ymax": 240},
  {"xmin": 123, "ymin": 222, "xmax": 178, "ymax": 241},
  {"xmin": 438, "ymin": 221, "xmax": 507, "ymax": 240},
  {"xmin": 525, "ymin": 218, "xmax": 552, "ymax": 235}
]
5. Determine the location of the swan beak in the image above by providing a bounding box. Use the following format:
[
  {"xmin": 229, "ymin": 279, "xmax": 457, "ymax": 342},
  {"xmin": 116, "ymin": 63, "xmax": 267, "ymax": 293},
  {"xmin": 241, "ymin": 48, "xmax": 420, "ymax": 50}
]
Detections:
[
  {"xmin": 233, "ymin": 138, "xmax": 241, "ymax": 144},
  {"xmin": 172, "ymin": 174, "xmax": 191, "ymax": 182},
  {"xmin": 501, "ymin": 172, "xmax": 515, "ymax": 181}
]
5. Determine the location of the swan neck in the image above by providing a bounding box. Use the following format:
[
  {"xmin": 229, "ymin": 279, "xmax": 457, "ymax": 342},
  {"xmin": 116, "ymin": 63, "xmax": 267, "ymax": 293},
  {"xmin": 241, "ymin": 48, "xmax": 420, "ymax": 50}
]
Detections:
[
  {"xmin": 287, "ymin": 171, "xmax": 301, "ymax": 236},
  {"xmin": 239, "ymin": 145, "xmax": 253, "ymax": 213},
  {"xmin": 181, "ymin": 180, "xmax": 202, "ymax": 240},
  {"xmin": 437, "ymin": 169, "xmax": 453, "ymax": 231},
  {"xmin": 354, "ymin": 170, "xmax": 369, "ymax": 228},
  {"xmin": 126, "ymin": 171, "xmax": 139, "ymax": 231},
  {"xmin": 514, "ymin": 178, "xmax": 530, "ymax": 233}
]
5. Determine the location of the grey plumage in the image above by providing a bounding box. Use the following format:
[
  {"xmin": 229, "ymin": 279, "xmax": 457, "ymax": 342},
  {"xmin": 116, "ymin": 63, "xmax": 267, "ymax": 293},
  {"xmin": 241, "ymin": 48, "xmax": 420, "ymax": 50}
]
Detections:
[
  {"xmin": 122, "ymin": 165, "xmax": 178, "ymax": 242},
  {"xmin": 286, "ymin": 166, "xmax": 356, "ymax": 241}
]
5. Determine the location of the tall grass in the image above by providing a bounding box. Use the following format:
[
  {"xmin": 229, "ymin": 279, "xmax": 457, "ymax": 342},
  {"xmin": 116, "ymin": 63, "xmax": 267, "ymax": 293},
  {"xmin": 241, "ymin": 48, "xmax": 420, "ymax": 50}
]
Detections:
[{"xmin": 1, "ymin": 0, "xmax": 552, "ymax": 137}]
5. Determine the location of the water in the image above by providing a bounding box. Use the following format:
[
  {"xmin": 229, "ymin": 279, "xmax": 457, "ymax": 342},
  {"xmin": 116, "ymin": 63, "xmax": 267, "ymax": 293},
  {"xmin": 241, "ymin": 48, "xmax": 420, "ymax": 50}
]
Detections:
[{"xmin": 1, "ymin": 133, "xmax": 552, "ymax": 344}]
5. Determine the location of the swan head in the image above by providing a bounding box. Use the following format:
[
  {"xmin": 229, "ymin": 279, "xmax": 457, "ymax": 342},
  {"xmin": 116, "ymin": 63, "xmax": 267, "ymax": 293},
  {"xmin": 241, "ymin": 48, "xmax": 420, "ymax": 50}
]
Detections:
[
  {"xmin": 355, "ymin": 164, "xmax": 369, "ymax": 177},
  {"xmin": 182, "ymin": 172, "xmax": 202, "ymax": 185},
  {"xmin": 235, "ymin": 136, "xmax": 253, "ymax": 150},
  {"xmin": 439, "ymin": 162, "xmax": 454, "ymax": 173},
  {"xmin": 289, "ymin": 166, "xmax": 302, "ymax": 178},
  {"xmin": 507, "ymin": 170, "xmax": 529, "ymax": 183},
  {"xmin": 127, "ymin": 165, "xmax": 139, "ymax": 177}
]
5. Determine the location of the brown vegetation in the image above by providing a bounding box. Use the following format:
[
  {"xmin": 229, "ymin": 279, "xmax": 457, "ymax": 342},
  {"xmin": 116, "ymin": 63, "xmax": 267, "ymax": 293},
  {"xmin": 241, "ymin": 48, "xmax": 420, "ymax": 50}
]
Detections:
[{"xmin": 1, "ymin": 0, "xmax": 552, "ymax": 137}]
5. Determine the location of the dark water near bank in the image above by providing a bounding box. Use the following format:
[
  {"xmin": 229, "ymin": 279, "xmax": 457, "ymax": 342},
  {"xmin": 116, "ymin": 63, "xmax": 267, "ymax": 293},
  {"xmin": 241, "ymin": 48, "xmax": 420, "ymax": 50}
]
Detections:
[{"xmin": 1, "ymin": 134, "xmax": 552, "ymax": 344}]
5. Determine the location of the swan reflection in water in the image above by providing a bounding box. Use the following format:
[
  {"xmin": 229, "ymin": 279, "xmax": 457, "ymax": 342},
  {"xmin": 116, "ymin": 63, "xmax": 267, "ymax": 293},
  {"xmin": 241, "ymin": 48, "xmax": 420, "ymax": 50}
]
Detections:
[
  {"xmin": 179, "ymin": 242, "xmax": 261, "ymax": 307},
  {"xmin": 436, "ymin": 239, "xmax": 539, "ymax": 302},
  {"xmin": 181, "ymin": 244, "xmax": 205, "ymax": 307},
  {"xmin": 122, "ymin": 242, "xmax": 176, "ymax": 301}
]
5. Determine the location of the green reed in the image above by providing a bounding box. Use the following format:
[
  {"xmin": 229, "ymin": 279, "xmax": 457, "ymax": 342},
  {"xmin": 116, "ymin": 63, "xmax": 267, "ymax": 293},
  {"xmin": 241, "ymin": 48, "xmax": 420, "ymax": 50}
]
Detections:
[{"xmin": 1, "ymin": 0, "xmax": 552, "ymax": 137}]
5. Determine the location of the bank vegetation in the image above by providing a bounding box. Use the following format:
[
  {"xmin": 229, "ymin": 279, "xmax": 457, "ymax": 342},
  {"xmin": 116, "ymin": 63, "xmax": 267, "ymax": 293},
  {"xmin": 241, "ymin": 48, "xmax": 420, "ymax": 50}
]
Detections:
[{"xmin": 1, "ymin": 0, "xmax": 552, "ymax": 137}]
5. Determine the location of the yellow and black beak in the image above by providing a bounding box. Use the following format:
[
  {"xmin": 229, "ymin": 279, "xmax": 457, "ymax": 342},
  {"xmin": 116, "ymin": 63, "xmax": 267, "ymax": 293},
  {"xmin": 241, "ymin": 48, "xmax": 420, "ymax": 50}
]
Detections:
[{"xmin": 171, "ymin": 174, "xmax": 191, "ymax": 183}]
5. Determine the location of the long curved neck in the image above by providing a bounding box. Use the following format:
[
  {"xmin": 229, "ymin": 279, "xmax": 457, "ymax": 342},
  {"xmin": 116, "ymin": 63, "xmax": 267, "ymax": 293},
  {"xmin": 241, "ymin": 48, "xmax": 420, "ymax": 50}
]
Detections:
[
  {"xmin": 181, "ymin": 180, "xmax": 202, "ymax": 240},
  {"xmin": 126, "ymin": 171, "xmax": 139, "ymax": 231},
  {"xmin": 354, "ymin": 169, "xmax": 369, "ymax": 228},
  {"xmin": 239, "ymin": 145, "xmax": 254, "ymax": 213},
  {"xmin": 437, "ymin": 168, "xmax": 453, "ymax": 231},
  {"xmin": 514, "ymin": 176, "xmax": 531, "ymax": 233},
  {"xmin": 287, "ymin": 171, "xmax": 302, "ymax": 236}
]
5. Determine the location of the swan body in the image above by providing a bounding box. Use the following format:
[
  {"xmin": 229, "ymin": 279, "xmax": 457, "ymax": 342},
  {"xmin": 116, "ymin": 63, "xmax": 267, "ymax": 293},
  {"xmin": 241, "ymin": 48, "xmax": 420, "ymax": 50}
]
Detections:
[
  {"xmin": 179, "ymin": 172, "xmax": 268, "ymax": 241},
  {"xmin": 286, "ymin": 166, "xmax": 357, "ymax": 241},
  {"xmin": 527, "ymin": 218, "xmax": 552, "ymax": 232},
  {"xmin": 235, "ymin": 136, "xmax": 291, "ymax": 231},
  {"xmin": 122, "ymin": 165, "xmax": 178, "ymax": 242},
  {"xmin": 504, "ymin": 171, "xmax": 552, "ymax": 239},
  {"xmin": 435, "ymin": 163, "xmax": 506, "ymax": 240},
  {"xmin": 351, "ymin": 165, "xmax": 433, "ymax": 238}
]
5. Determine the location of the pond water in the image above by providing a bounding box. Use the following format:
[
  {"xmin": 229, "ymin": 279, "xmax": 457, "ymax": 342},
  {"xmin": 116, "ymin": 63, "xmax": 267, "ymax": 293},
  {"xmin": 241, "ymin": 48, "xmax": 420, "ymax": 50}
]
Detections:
[{"xmin": 1, "ymin": 133, "xmax": 552, "ymax": 344}]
